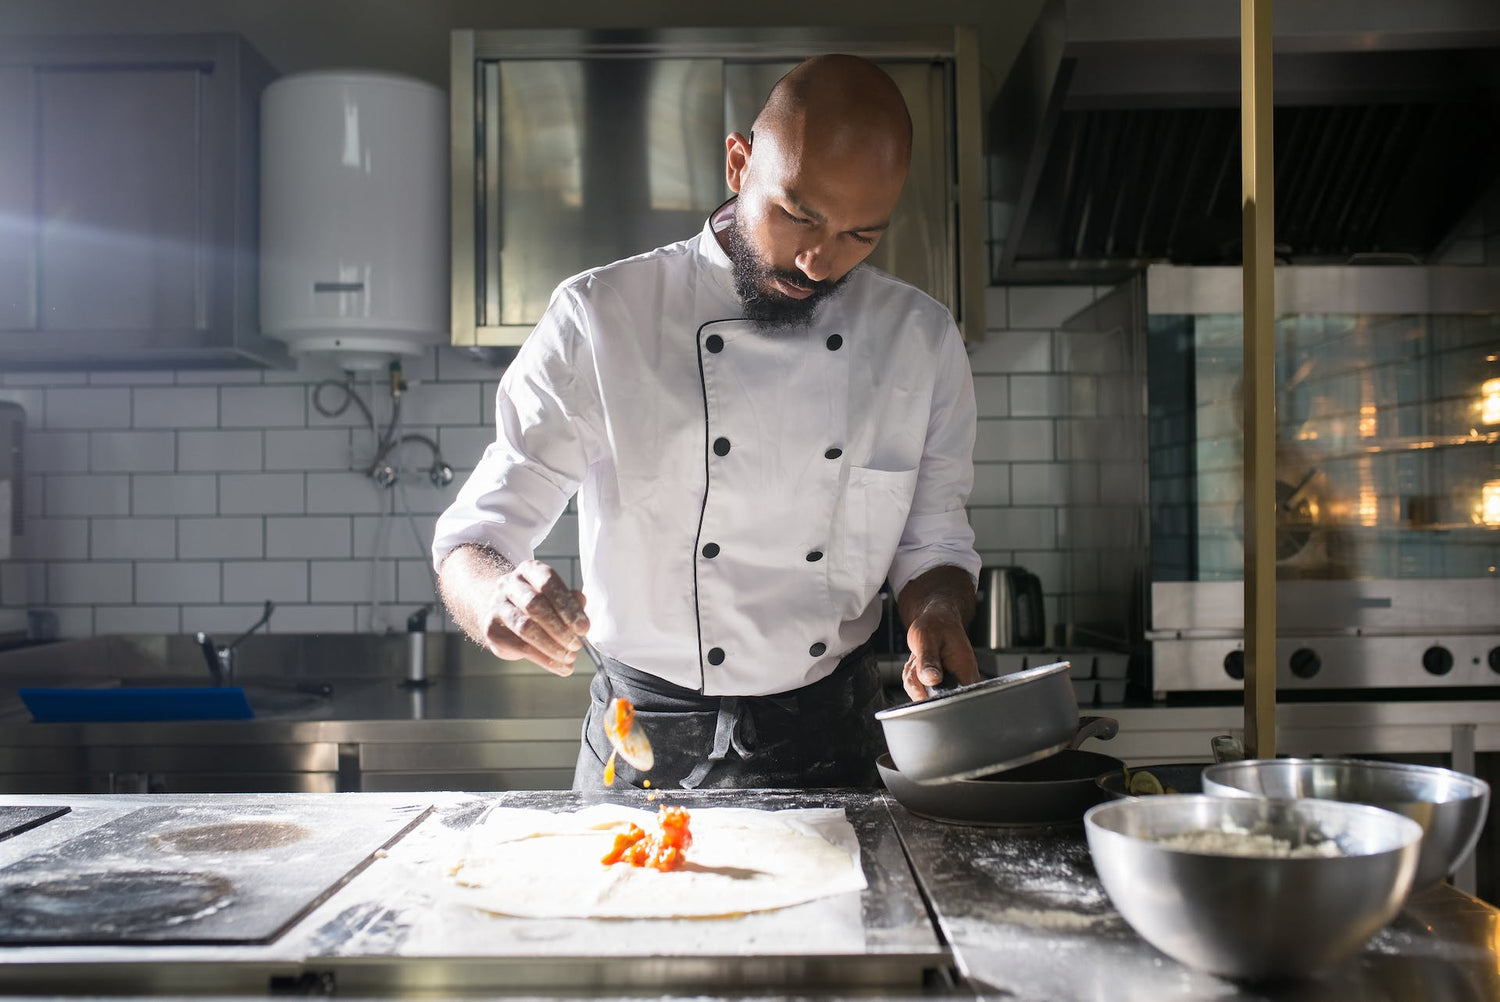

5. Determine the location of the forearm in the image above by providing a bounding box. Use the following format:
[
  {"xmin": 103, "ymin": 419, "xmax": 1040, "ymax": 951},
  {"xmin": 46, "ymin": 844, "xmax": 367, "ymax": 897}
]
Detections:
[
  {"xmin": 437, "ymin": 543, "xmax": 515, "ymax": 648},
  {"xmin": 897, "ymin": 564, "xmax": 976, "ymax": 631}
]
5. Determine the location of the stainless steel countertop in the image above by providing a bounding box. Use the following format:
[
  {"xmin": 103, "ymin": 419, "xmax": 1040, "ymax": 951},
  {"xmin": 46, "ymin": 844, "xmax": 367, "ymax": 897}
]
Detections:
[
  {"xmin": 887, "ymin": 802, "xmax": 1500, "ymax": 1002},
  {"xmin": 1, "ymin": 790, "xmax": 1497, "ymax": 1000},
  {"xmin": 0, "ymin": 790, "xmax": 948, "ymax": 996}
]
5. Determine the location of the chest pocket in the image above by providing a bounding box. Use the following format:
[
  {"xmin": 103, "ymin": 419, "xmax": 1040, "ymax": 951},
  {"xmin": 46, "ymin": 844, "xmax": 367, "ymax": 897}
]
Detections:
[{"xmin": 834, "ymin": 465, "xmax": 920, "ymax": 601}]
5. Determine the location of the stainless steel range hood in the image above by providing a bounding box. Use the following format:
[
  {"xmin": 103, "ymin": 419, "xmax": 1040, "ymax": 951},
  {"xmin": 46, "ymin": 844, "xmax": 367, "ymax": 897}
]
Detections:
[
  {"xmin": 451, "ymin": 28, "xmax": 985, "ymax": 348},
  {"xmin": 989, "ymin": 0, "xmax": 1500, "ymax": 282}
]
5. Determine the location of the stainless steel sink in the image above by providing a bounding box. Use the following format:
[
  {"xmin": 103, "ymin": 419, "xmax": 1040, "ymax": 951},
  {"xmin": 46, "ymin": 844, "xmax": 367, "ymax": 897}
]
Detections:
[{"xmin": 113, "ymin": 677, "xmax": 335, "ymax": 718}]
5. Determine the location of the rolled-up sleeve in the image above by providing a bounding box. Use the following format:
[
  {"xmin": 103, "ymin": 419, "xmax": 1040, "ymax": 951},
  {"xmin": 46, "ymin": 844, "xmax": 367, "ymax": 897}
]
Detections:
[
  {"xmin": 432, "ymin": 290, "xmax": 600, "ymax": 572},
  {"xmin": 886, "ymin": 321, "xmax": 982, "ymax": 595}
]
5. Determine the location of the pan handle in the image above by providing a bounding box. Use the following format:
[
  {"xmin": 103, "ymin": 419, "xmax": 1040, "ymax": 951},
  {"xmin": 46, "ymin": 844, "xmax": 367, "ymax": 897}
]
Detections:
[
  {"xmin": 1070, "ymin": 715, "xmax": 1119, "ymax": 747},
  {"xmin": 1211, "ymin": 733, "xmax": 1245, "ymax": 763}
]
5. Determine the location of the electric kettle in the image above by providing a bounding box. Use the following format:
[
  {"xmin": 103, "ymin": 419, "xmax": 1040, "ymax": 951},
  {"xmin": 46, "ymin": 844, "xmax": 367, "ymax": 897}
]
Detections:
[{"xmin": 970, "ymin": 566, "xmax": 1046, "ymax": 648}]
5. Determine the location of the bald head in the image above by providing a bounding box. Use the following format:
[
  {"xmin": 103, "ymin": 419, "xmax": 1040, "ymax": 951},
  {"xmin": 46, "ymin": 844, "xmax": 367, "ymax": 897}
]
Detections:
[
  {"xmin": 753, "ymin": 54, "xmax": 912, "ymax": 174},
  {"xmin": 719, "ymin": 54, "xmax": 913, "ymax": 328}
]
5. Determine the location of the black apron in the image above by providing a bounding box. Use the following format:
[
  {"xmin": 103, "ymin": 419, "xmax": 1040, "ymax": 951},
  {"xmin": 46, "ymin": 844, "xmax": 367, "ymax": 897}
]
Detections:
[{"xmin": 572, "ymin": 643, "xmax": 888, "ymax": 790}]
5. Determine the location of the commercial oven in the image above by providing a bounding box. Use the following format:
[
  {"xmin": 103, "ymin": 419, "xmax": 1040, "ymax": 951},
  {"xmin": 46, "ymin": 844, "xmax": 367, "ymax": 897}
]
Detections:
[{"xmin": 1144, "ymin": 265, "xmax": 1500, "ymax": 693}]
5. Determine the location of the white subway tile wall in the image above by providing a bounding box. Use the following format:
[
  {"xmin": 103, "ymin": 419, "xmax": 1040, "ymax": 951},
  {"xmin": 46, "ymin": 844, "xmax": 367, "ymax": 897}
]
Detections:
[
  {"xmin": 1, "ymin": 285, "xmax": 1123, "ymax": 639},
  {"xmin": 306, "ymin": 471, "xmax": 387, "ymax": 515},
  {"xmin": 224, "ymin": 561, "xmax": 308, "ymax": 604},
  {"xmin": 310, "ymin": 559, "xmax": 396, "ymax": 605},
  {"xmin": 221, "ymin": 385, "xmax": 307, "ymax": 428},
  {"xmin": 23, "ymin": 431, "xmax": 90, "ymax": 474},
  {"xmin": 132, "ymin": 474, "xmax": 217, "ymax": 516},
  {"xmin": 178, "ymin": 518, "xmax": 263, "ymax": 560},
  {"xmin": 264, "ymin": 429, "xmax": 350, "ymax": 471},
  {"xmin": 219, "ymin": 473, "xmax": 306, "ymax": 515},
  {"xmin": 46, "ymin": 474, "xmax": 129, "ymax": 517},
  {"xmin": 179, "ymin": 430, "xmax": 263, "ymax": 472},
  {"xmin": 95, "ymin": 518, "xmax": 177, "ymax": 560},
  {"xmin": 267, "ymin": 516, "xmax": 352, "ymax": 559},
  {"xmin": 132, "ymin": 386, "xmax": 219, "ymax": 428},
  {"xmin": 135, "ymin": 561, "xmax": 221, "ymax": 605},
  {"xmin": 26, "ymin": 518, "xmax": 89, "ymax": 560},
  {"xmin": 89, "ymin": 431, "xmax": 175, "ymax": 473},
  {"xmin": 963, "ymin": 285, "xmax": 1123, "ymax": 633}
]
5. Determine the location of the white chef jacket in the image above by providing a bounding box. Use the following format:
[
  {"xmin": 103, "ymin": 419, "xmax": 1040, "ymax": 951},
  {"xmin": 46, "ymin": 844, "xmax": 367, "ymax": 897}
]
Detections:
[{"xmin": 433, "ymin": 205, "xmax": 980, "ymax": 696}]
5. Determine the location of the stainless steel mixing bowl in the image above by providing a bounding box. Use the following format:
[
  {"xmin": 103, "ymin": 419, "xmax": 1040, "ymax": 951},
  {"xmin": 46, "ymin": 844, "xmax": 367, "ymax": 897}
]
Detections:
[
  {"xmin": 1202, "ymin": 758, "xmax": 1490, "ymax": 890},
  {"xmin": 1085, "ymin": 795, "xmax": 1422, "ymax": 980}
]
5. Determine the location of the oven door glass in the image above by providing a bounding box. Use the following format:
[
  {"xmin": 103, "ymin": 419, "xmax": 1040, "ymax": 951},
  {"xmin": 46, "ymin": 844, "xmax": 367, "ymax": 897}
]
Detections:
[{"xmin": 1149, "ymin": 310, "xmax": 1500, "ymax": 583}]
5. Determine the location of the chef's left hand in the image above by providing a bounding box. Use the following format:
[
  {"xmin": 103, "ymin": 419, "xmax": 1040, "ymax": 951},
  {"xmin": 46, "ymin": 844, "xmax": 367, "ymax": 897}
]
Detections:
[{"xmin": 902, "ymin": 607, "xmax": 978, "ymax": 701}]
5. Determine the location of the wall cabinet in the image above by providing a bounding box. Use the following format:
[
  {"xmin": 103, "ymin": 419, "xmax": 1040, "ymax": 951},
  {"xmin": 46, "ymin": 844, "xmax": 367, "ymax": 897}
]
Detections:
[{"xmin": 0, "ymin": 34, "xmax": 289, "ymax": 369}]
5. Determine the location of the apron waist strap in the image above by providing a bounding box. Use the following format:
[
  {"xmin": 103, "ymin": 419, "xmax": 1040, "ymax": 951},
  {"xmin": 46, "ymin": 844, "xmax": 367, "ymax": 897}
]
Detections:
[
  {"xmin": 596, "ymin": 643, "xmax": 875, "ymax": 710},
  {"xmin": 681, "ymin": 697, "xmax": 756, "ymax": 789}
]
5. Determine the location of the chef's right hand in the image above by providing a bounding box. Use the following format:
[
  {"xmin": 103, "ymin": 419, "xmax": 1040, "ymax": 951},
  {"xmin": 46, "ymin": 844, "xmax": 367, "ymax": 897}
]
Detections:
[{"xmin": 484, "ymin": 559, "xmax": 589, "ymax": 676}]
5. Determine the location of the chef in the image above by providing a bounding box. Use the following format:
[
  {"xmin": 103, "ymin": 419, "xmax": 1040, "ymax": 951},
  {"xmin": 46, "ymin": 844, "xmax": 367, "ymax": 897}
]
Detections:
[{"xmin": 434, "ymin": 54, "xmax": 981, "ymax": 790}]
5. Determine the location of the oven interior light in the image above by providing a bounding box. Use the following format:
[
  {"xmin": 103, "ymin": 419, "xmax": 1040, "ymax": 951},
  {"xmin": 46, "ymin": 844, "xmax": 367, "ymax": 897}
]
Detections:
[
  {"xmin": 1482, "ymin": 379, "xmax": 1500, "ymax": 426},
  {"xmin": 1482, "ymin": 481, "xmax": 1500, "ymax": 528}
]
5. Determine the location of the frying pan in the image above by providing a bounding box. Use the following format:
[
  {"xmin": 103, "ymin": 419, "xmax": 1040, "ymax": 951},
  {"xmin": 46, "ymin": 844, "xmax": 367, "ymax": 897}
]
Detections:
[
  {"xmin": 1096, "ymin": 763, "xmax": 1209, "ymax": 799},
  {"xmin": 875, "ymin": 660, "xmax": 1077, "ymax": 783},
  {"xmin": 878, "ymin": 717, "xmax": 1122, "ymax": 826}
]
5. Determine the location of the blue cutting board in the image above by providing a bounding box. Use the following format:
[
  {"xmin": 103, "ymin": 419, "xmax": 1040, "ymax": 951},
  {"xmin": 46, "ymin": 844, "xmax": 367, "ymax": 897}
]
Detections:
[{"xmin": 19, "ymin": 687, "xmax": 255, "ymax": 722}]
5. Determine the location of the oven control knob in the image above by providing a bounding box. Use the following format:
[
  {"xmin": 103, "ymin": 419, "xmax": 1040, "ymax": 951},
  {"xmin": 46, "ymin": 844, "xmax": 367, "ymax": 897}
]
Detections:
[
  {"xmin": 1422, "ymin": 646, "xmax": 1455, "ymax": 676},
  {"xmin": 1289, "ymin": 648, "xmax": 1321, "ymax": 680},
  {"xmin": 1490, "ymin": 647, "xmax": 1500, "ymax": 674},
  {"xmin": 1223, "ymin": 650, "xmax": 1245, "ymax": 680}
]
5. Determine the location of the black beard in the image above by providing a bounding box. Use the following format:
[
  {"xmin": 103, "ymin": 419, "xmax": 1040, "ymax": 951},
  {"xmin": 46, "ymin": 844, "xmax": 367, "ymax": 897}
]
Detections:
[{"xmin": 725, "ymin": 217, "xmax": 851, "ymax": 331}]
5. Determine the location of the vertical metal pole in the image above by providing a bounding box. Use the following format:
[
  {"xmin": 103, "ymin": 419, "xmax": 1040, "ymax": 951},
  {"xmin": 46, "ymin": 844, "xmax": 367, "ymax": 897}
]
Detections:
[
  {"xmin": 1451, "ymin": 724, "xmax": 1478, "ymax": 896},
  {"xmin": 450, "ymin": 30, "xmax": 477, "ymax": 345},
  {"xmin": 1242, "ymin": 0, "xmax": 1276, "ymax": 759},
  {"xmin": 954, "ymin": 26, "xmax": 987, "ymax": 340}
]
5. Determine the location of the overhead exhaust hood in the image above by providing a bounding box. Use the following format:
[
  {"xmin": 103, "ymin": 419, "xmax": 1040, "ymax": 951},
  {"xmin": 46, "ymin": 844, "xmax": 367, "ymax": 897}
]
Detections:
[{"xmin": 988, "ymin": 0, "xmax": 1500, "ymax": 282}]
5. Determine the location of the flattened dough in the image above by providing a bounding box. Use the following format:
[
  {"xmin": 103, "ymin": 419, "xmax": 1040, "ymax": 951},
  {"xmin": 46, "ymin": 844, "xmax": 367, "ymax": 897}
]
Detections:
[{"xmin": 445, "ymin": 805, "xmax": 867, "ymax": 919}]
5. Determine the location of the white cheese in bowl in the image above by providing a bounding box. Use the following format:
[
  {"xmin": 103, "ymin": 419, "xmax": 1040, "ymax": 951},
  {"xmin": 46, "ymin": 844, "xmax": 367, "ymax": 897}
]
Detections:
[{"xmin": 1155, "ymin": 826, "xmax": 1344, "ymax": 859}]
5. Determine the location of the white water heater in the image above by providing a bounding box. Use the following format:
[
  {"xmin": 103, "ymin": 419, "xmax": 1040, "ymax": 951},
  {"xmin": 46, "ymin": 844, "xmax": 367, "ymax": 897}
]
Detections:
[{"xmin": 260, "ymin": 71, "xmax": 447, "ymax": 371}]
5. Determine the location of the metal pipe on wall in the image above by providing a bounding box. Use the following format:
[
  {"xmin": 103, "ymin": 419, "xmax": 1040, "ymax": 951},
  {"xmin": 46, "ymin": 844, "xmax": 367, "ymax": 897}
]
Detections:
[{"xmin": 1241, "ymin": 0, "xmax": 1276, "ymax": 758}]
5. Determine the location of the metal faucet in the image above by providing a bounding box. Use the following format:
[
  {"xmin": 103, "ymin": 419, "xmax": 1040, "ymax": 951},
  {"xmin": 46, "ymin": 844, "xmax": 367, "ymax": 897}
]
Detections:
[{"xmin": 196, "ymin": 600, "xmax": 275, "ymax": 685}]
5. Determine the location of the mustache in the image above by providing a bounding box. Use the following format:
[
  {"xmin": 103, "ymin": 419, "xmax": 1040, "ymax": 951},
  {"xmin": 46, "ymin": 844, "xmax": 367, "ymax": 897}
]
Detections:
[{"xmin": 764, "ymin": 267, "xmax": 832, "ymax": 295}]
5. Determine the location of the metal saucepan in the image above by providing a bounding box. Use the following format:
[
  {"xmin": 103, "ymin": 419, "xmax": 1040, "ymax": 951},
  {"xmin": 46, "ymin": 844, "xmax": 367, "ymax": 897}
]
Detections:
[
  {"xmin": 875, "ymin": 660, "xmax": 1076, "ymax": 783},
  {"xmin": 878, "ymin": 717, "xmax": 1121, "ymax": 826}
]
